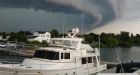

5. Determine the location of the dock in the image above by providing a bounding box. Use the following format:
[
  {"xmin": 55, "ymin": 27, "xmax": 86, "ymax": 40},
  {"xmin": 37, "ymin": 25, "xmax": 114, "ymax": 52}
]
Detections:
[
  {"xmin": 0, "ymin": 47, "xmax": 34, "ymax": 57},
  {"xmin": 101, "ymin": 61, "xmax": 119, "ymax": 69}
]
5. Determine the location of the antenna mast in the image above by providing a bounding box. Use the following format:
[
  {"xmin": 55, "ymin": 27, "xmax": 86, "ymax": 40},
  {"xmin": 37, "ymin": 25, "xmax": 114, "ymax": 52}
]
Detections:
[
  {"xmin": 99, "ymin": 34, "xmax": 101, "ymax": 64},
  {"xmin": 63, "ymin": 14, "xmax": 66, "ymax": 37},
  {"xmin": 81, "ymin": 14, "xmax": 84, "ymax": 35}
]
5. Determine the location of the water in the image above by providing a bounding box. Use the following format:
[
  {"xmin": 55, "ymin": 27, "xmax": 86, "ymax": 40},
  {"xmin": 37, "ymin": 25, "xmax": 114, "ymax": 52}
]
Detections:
[
  {"xmin": 101, "ymin": 46, "xmax": 140, "ymax": 63},
  {"xmin": 1, "ymin": 46, "xmax": 140, "ymax": 63},
  {"xmin": 0, "ymin": 51, "xmax": 27, "ymax": 63}
]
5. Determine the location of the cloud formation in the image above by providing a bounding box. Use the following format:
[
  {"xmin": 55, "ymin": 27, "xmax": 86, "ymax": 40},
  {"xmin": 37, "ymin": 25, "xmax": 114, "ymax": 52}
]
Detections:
[
  {"xmin": 0, "ymin": 0, "xmax": 126, "ymax": 31},
  {"xmin": 91, "ymin": 0, "xmax": 140, "ymax": 34}
]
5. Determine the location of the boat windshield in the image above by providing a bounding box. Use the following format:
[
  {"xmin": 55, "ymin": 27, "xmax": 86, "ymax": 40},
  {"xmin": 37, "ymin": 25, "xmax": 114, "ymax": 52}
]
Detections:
[
  {"xmin": 50, "ymin": 40, "xmax": 79, "ymax": 49},
  {"xmin": 34, "ymin": 50, "xmax": 59, "ymax": 60}
]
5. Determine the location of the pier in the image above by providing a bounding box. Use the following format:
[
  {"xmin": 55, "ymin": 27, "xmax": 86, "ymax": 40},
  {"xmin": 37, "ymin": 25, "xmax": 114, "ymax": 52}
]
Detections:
[
  {"xmin": 0, "ymin": 47, "xmax": 34, "ymax": 57},
  {"xmin": 101, "ymin": 61, "xmax": 119, "ymax": 69}
]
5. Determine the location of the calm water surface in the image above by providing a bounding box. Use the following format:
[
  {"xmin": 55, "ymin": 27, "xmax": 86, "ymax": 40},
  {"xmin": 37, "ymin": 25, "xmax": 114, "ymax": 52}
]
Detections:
[{"xmin": 101, "ymin": 46, "xmax": 140, "ymax": 62}]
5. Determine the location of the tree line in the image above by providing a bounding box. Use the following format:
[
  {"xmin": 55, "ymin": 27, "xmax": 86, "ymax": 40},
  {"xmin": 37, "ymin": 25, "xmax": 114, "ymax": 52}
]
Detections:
[
  {"xmin": 0, "ymin": 29, "xmax": 59, "ymax": 46},
  {"xmin": 0, "ymin": 30, "xmax": 140, "ymax": 48},
  {"xmin": 84, "ymin": 31, "xmax": 140, "ymax": 48}
]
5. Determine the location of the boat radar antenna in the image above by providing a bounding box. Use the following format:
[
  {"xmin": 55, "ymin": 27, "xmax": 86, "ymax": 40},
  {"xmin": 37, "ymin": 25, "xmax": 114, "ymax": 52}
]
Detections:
[
  {"xmin": 81, "ymin": 14, "xmax": 84, "ymax": 35},
  {"xmin": 62, "ymin": 14, "xmax": 66, "ymax": 37},
  {"xmin": 67, "ymin": 27, "xmax": 79, "ymax": 38}
]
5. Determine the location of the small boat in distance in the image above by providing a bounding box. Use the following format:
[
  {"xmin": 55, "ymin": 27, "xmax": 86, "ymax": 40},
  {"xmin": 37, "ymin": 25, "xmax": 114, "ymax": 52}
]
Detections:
[{"xmin": 0, "ymin": 28, "xmax": 106, "ymax": 75}]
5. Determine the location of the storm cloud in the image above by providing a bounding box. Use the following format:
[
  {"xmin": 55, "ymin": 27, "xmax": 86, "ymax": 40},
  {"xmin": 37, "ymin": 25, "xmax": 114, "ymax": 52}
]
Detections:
[{"xmin": 0, "ymin": 0, "xmax": 126, "ymax": 31}]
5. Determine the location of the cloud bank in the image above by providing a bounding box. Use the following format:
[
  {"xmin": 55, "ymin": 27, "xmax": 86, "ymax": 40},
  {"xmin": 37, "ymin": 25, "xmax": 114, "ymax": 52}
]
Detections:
[{"xmin": 0, "ymin": 0, "xmax": 126, "ymax": 31}]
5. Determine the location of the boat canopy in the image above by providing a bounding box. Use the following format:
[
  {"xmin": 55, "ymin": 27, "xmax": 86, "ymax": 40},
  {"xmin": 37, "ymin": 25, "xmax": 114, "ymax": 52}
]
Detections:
[{"xmin": 50, "ymin": 38, "xmax": 82, "ymax": 50}]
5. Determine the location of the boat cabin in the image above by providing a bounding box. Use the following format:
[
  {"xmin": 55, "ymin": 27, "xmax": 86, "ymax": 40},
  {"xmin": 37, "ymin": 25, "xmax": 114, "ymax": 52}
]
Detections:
[{"xmin": 33, "ymin": 37, "xmax": 100, "ymax": 67}]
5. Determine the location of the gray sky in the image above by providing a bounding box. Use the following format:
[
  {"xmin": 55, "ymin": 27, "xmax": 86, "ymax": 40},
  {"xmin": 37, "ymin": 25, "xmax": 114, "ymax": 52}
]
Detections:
[
  {"xmin": 92, "ymin": 0, "xmax": 140, "ymax": 34},
  {"xmin": 0, "ymin": 8, "xmax": 82, "ymax": 32},
  {"xmin": 1, "ymin": 0, "xmax": 139, "ymax": 34}
]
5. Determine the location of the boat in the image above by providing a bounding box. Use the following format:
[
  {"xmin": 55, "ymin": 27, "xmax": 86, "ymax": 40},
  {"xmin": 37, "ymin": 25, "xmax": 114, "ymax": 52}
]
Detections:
[{"xmin": 0, "ymin": 28, "xmax": 106, "ymax": 75}]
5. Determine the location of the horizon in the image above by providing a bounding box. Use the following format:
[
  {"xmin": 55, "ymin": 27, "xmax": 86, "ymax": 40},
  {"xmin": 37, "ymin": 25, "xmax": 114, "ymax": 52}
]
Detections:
[{"xmin": 0, "ymin": 30, "xmax": 140, "ymax": 36}]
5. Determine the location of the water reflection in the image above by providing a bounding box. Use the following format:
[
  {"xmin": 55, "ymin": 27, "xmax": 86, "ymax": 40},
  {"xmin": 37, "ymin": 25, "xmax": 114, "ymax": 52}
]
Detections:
[{"xmin": 101, "ymin": 46, "xmax": 140, "ymax": 63}]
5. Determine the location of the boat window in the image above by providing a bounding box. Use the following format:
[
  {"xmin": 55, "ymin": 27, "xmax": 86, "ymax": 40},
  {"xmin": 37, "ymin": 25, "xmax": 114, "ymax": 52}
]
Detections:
[
  {"xmin": 88, "ymin": 57, "xmax": 92, "ymax": 63},
  {"xmin": 34, "ymin": 50, "xmax": 59, "ymax": 60},
  {"xmin": 64, "ymin": 53, "xmax": 70, "ymax": 59},
  {"xmin": 61, "ymin": 53, "xmax": 64, "ymax": 59},
  {"xmin": 50, "ymin": 40, "xmax": 78, "ymax": 49},
  {"xmin": 81, "ymin": 57, "xmax": 87, "ymax": 64}
]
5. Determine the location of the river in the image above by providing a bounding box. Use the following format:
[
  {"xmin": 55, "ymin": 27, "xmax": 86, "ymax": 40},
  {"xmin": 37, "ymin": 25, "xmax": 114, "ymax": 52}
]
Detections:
[
  {"xmin": 101, "ymin": 46, "xmax": 140, "ymax": 63},
  {"xmin": 0, "ymin": 46, "xmax": 140, "ymax": 63}
]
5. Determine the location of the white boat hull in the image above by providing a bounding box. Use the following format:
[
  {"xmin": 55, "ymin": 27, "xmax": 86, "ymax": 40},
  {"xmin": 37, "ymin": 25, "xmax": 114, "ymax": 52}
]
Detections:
[{"xmin": 0, "ymin": 64, "xmax": 106, "ymax": 75}]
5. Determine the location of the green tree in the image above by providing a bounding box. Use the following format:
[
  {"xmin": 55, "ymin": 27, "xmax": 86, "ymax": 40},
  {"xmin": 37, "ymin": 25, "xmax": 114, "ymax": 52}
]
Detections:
[
  {"xmin": 8, "ymin": 31, "xmax": 28, "ymax": 42},
  {"xmin": 50, "ymin": 29, "xmax": 59, "ymax": 38},
  {"xmin": 16, "ymin": 35, "xmax": 27, "ymax": 42},
  {"xmin": 17, "ymin": 31, "xmax": 25, "ymax": 35},
  {"xmin": 119, "ymin": 31, "xmax": 130, "ymax": 41},
  {"xmin": 41, "ymin": 40, "xmax": 48, "ymax": 47},
  {"xmin": 105, "ymin": 37, "xmax": 119, "ymax": 47},
  {"xmin": 84, "ymin": 34, "xmax": 93, "ymax": 44},
  {"xmin": 84, "ymin": 33, "xmax": 98, "ymax": 44},
  {"xmin": 2, "ymin": 32, "xmax": 7, "ymax": 39},
  {"xmin": 118, "ymin": 31, "xmax": 132, "ymax": 47},
  {"xmin": 8, "ymin": 34, "xmax": 16, "ymax": 41},
  {"xmin": 30, "ymin": 41, "xmax": 41, "ymax": 45}
]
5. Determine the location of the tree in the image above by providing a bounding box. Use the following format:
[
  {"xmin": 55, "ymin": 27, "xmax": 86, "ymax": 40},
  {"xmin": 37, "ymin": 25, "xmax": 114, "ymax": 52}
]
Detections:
[
  {"xmin": 2, "ymin": 32, "xmax": 7, "ymax": 39},
  {"xmin": 30, "ymin": 41, "xmax": 41, "ymax": 45},
  {"xmin": 17, "ymin": 31, "xmax": 25, "ymax": 35},
  {"xmin": 8, "ymin": 34, "xmax": 16, "ymax": 41},
  {"xmin": 118, "ymin": 31, "xmax": 132, "ymax": 47},
  {"xmin": 41, "ymin": 40, "xmax": 48, "ymax": 47},
  {"xmin": 16, "ymin": 35, "xmax": 28, "ymax": 42},
  {"xmin": 50, "ymin": 29, "xmax": 59, "ymax": 38},
  {"xmin": 119, "ymin": 31, "xmax": 130, "ymax": 41},
  {"xmin": 8, "ymin": 31, "xmax": 28, "ymax": 42},
  {"xmin": 105, "ymin": 37, "xmax": 119, "ymax": 47},
  {"xmin": 84, "ymin": 33, "xmax": 98, "ymax": 44},
  {"xmin": 84, "ymin": 34, "xmax": 94, "ymax": 44}
]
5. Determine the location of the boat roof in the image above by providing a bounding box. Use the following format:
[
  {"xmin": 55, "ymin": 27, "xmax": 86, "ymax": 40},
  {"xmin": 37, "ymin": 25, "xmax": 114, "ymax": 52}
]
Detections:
[
  {"xmin": 51, "ymin": 38, "xmax": 83, "ymax": 41},
  {"xmin": 38, "ymin": 47, "xmax": 75, "ymax": 52}
]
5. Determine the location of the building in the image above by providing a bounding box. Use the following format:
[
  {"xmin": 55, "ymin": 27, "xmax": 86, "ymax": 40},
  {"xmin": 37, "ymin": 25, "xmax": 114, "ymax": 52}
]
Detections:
[{"xmin": 28, "ymin": 31, "xmax": 51, "ymax": 43}]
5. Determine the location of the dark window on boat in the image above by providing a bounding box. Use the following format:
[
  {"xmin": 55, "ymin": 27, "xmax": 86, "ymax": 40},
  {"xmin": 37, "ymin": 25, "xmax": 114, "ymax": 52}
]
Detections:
[
  {"xmin": 81, "ymin": 57, "xmax": 87, "ymax": 64},
  {"xmin": 88, "ymin": 57, "xmax": 92, "ymax": 63},
  {"xmin": 64, "ymin": 53, "xmax": 70, "ymax": 59},
  {"xmin": 34, "ymin": 50, "xmax": 59, "ymax": 60},
  {"xmin": 61, "ymin": 53, "xmax": 63, "ymax": 59}
]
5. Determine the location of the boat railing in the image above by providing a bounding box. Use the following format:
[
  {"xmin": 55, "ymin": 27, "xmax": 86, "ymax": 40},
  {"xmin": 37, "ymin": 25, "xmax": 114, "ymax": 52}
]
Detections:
[{"xmin": 0, "ymin": 61, "xmax": 50, "ymax": 70}]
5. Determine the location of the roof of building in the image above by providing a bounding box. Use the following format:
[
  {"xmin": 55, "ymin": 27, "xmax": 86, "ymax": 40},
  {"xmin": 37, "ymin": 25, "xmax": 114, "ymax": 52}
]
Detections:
[
  {"xmin": 26, "ymin": 36, "xmax": 38, "ymax": 38},
  {"xmin": 36, "ymin": 31, "xmax": 47, "ymax": 34}
]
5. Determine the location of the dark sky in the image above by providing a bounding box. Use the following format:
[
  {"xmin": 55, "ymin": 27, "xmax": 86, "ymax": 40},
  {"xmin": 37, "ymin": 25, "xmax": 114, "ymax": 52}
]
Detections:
[{"xmin": 0, "ymin": 0, "xmax": 126, "ymax": 33}]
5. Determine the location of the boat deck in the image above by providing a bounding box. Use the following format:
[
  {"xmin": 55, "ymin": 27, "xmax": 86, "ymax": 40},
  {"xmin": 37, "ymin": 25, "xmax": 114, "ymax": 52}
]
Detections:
[{"xmin": 101, "ymin": 67, "xmax": 116, "ymax": 73}]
